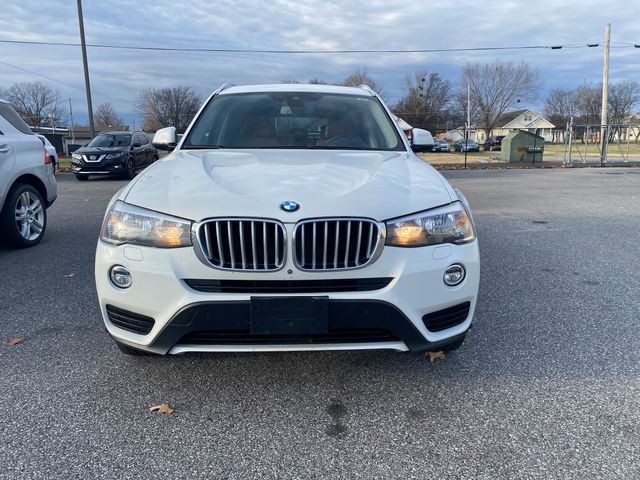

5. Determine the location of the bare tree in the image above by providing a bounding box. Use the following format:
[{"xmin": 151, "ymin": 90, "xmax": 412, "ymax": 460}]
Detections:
[
  {"xmin": 340, "ymin": 68, "xmax": 384, "ymax": 97},
  {"xmin": 574, "ymin": 82, "xmax": 601, "ymax": 125},
  {"xmin": 544, "ymin": 88, "xmax": 578, "ymax": 142},
  {"xmin": 608, "ymin": 80, "xmax": 640, "ymax": 126},
  {"xmin": 3, "ymin": 81, "xmax": 67, "ymax": 126},
  {"xmin": 462, "ymin": 61, "xmax": 542, "ymax": 136},
  {"xmin": 137, "ymin": 86, "xmax": 202, "ymax": 132},
  {"xmin": 280, "ymin": 78, "xmax": 328, "ymax": 85},
  {"xmin": 95, "ymin": 103, "xmax": 124, "ymax": 130},
  {"xmin": 393, "ymin": 71, "xmax": 451, "ymax": 131}
]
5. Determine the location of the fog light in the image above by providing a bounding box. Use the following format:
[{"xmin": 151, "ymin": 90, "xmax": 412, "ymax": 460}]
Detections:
[
  {"xmin": 444, "ymin": 263, "xmax": 465, "ymax": 286},
  {"xmin": 109, "ymin": 265, "xmax": 132, "ymax": 288}
]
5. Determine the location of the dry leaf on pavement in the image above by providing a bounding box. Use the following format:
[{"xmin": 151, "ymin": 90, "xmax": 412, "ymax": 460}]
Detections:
[
  {"xmin": 149, "ymin": 403, "xmax": 175, "ymax": 414},
  {"xmin": 3, "ymin": 337, "xmax": 25, "ymax": 346},
  {"xmin": 425, "ymin": 351, "xmax": 445, "ymax": 362}
]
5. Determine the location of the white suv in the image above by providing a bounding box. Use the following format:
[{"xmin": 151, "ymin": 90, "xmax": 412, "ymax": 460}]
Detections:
[
  {"xmin": 0, "ymin": 99, "xmax": 57, "ymax": 248},
  {"xmin": 95, "ymin": 84, "xmax": 479, "ymax": 356}
]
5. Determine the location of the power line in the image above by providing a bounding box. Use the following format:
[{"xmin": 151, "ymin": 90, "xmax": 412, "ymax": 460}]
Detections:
[
  {"xmin": 0, "ymin": 38, "xmax": 601, "ymax": 54},
  {"xmin": 0, "ymin": 60, "xmax": 84, "ymax": 91},
  {"xmin": 0, "ymin": 59, "xmax": 135, "ymax": 106}
]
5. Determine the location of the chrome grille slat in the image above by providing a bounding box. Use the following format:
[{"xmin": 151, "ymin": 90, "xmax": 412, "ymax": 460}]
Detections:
[
  {"xmin": 239, "ymin": 221, "xmax": 247, "ymax": 269},
  {"xmin": 275, "ymin": 224, "xmax": 280, "ymax": 265},
  {"xmin": 312, "ymin": 222, "xmax": 317, "ymax": 269},
  {"xmin": 301, "ymin": 224, "xmax": 306, "ymax": 267},
  {"xmin": 333, "ymin": 222, "xmax": 340, "ymax": 269},
  {"xmin": 227, "ymin": 221, "xmax": 236, "ymax": 269},
  {"xmin": 197, "ymin": 219, "xmax": 286, "ymax": 272},
  {"xmin": 323, "ymin": 221, "xmax": 328, "ymax": 269},
  {"xmin": 263, "ymin": 222, "xmax": 268, "ymax": 270},
  {"xmin": 215, "ymin": 222, "xmax": 224, "ymax": 267},
  {"xmin": 366, "ymin": 222, "xmax": 374, "ymax": 257},
  {"xmin": 294, "ymin": 218, "xmax": 382, "ymax": 271},
  {"xmin": 203, "ymin": 224, "xmax": 214, "ymax": 261},
  {"xmin": 344, "ymin": 221, "xmax": 351, "ymax": 267},
  {"xmin": 251, "ymin": 221, "xmax": 257, "ymax": 270},
  {"xmin": 355, "ymin": 221, "xmax": 363, "ymax": 266}
]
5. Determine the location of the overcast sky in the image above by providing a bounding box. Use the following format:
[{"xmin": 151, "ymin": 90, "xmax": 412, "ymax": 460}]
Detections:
[{"xmin": 1, "ymin": 0, "xmax": 639, "ymax": 125}]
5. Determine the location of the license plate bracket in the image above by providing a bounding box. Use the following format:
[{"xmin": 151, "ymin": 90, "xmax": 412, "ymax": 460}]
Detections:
[{"xmin": 250, "ymin": 296, "xmax": 329, "ymax": 335}]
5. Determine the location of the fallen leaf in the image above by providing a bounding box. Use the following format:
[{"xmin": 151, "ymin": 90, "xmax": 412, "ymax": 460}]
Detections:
[
  {"xmin": 149, "ymin": 403, "xmax": 175, "ymax": 414},
  {"xmin": 3, "ymin": 337, "xmax": 25, "ymax": 346},
  {"xmin": 425, "ymin": 351, "xmax": 445, "ymax": 362},
  {"xmin": 64, "ymin": 273, "xmax": 76, "ymax": 278}
]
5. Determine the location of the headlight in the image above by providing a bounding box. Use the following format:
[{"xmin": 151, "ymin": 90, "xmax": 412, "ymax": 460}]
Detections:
[
  {"xmin": 105, "ymin": 152, "xmax": 125, "ymax": 159},
  {"xmin": 385, "ymin": 202, "xmax": 475, "ymax": 247},
  {"xmin": 100, "ymin": 201, "xmax": 192, "ymax": 248},
  {"xmin": 72, "ymin": 153, "xmax": 82, "ymax": 160}
]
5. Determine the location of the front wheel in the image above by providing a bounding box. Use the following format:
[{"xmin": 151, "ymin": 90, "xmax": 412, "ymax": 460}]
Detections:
[
  {"xmin": 0, "ymin": 183, "xmax": 47, "ymax": 248},
  {"xmin": 126, "ymin": 158, "xmax": 136, "ymax": 179}
]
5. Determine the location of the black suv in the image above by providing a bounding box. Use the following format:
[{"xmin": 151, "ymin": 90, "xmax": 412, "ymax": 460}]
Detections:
[
  {"xmin": 71, "ymin": 131, "xmax": 158, "ymax": 181},
  {"xmin": 483, "ymin": 135, "xmax": 504, "ymax": 151}
]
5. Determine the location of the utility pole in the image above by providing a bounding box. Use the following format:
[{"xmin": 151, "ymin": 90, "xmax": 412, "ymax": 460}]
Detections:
[
  {"xmin": 68, "ymin": 98, "xmax": 76, "ymax": 144},
  {"xmin": 600, "ymin": 22, "xmax": 611, "ymax": 165},
  {"xmin": 467, "ymin": 83, "xmax": 471, "ymax": 130},
  {"xmin": 464, "ymin": 83, "xmax": 470, "ymax": 169},
  {"xmin": 76, "ymin": 0, "xmax": 95, "ymax": 138}
]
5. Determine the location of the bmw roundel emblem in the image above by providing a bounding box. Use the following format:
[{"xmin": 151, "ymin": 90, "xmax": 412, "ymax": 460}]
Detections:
[{"xmin": 280, "ymin": 201, "xmax": 300, "ymax": 212}]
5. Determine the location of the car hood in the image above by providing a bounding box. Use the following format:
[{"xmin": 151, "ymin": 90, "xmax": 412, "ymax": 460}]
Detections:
[
  {"xmin": 122, "ymin": 149, "xmax": 454, "ymax": 222},
  {"xmin": 76, "ymin": 146, "xmax": 128, "ymax": 155}
]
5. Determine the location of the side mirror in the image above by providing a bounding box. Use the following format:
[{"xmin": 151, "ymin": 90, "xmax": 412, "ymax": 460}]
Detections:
[{"xmin": 152, "ymin": 126, "xmax": 177, "ymax": 151}]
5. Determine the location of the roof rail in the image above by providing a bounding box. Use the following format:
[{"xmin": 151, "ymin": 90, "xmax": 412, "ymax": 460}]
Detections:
[
  {"xmin": 216, "ymin": 82, "xmax": 235, "ymax": 94},
  {"xmin": 358, "ymin": 84, "xmax": 377, "ymax": 96}
]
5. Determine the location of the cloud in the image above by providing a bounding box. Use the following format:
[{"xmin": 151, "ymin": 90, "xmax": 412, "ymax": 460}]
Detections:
[{"xmin": 1, "ymin": 0, "xmax": 639, "ymax": 124}]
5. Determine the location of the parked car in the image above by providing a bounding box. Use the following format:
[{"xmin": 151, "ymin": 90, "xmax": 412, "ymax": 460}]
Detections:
[
  {"xmin": 483, "ymin": 135, "xmax": 505, "ymax": 151},
  {"xmin": 37, "ymin": 134, "xmax": 58, "ymax": 171},
  {"xmin": 410, "ymin": 128, "xmax": 435, "ymax": 152},
  {"xmin": 0, "ymin": 99, "xmax": 57, "ymax": 248},
  {"xmin": 433, "ymin": 138, "xmax": 450, "ymax": 152},
  {"xmin": 71, "ymin": 130, "xmax": 158, "ymax": 181},
  {"xmin": 96, "ymin": 84, "xmax": 479, "ymax": 356},
  {"xmin": 454, "ymin": 139, "xmax": 480, "ymax": 152}
]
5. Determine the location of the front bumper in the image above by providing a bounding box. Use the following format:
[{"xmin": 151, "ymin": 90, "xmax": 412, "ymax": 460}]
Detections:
[
  {"xmin": 71, "ymin": 156, "xmax": 126, "ymax": 175},
  {"xmin": 95, "ymin": 239, "xmax": 480, "ymax": 354}
]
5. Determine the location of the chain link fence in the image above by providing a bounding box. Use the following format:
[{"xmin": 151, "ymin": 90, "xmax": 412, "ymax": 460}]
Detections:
[{"xmin": 563, "ymin": 124, "xmax": 640, "ymax": 165}]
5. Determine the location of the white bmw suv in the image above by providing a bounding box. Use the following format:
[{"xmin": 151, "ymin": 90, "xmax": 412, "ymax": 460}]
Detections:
[{"xmin": 95, "ymin": 84, "xmax": 479, "ymax": 356}]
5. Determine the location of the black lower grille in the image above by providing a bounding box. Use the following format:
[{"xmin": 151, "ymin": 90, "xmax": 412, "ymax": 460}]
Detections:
[
  {"xmin": 422, "ymin": 302, "xmax": 471, "ymax": 332},
  {"xmin": 180, "ymin": 328, "xmax": 399, "ymax": 345},
  {"xmin": 183, "ymin": 277, "xmax": 393, "ymax": 294},
  {"xmin": 106, "ymin": 304, "xmax": 155, "ymax": 335}
]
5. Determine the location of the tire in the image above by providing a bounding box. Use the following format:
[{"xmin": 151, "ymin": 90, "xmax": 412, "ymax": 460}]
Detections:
[
  {"xmin": 0, "ymin": 183, "xmax": 47, "ymax": 248},
  {"xmin": 115, "ymin": 341, "xmax": 156, "ymax": 356},
  {"xmin": 152, "ymin": 155, "xmax": 159, "ymax": 163},
  {"xmin": 126, "ymin": 158, "xmax": 136, "ymax": 179},
  {"xmin": 75, "ymin": 174, "xmax": 89, "ymax": 181}
]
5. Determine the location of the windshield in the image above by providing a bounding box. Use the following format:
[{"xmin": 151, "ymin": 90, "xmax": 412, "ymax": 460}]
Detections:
[
  {"xmin": 184, "ymin": 92, "xmax": 404, "ymax": 151},
  {"xmin": 88, "ymin": 133, "xmax": 131, "ymax": 148}
]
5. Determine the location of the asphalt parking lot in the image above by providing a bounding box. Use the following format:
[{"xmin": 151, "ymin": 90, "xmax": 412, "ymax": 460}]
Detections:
[{"xmin": 1, "ymin": 169, "xmax": 639, "ymax": 479}]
